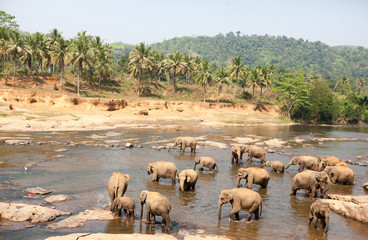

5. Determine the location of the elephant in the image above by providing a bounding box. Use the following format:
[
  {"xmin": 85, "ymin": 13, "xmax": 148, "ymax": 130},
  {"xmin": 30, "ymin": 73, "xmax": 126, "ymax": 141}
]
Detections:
[
  {"xmin": 140, "ymin": 190, "xmax": 172, "ymax": 231},
  {"xmin": 168, "ymin": 137, "xmax": 197, "ymax": 153},
  {"xmin": 262, "ymin": 160, "xmax": 285, "ymax": 173},
  {"xmin": 112, "ymin": 196, "xmax": 135, "ymax": 218},
  {"xmin": 177, "ymin": 169, "xmax": 198, "ymax": 191},
  {"xmin": 317, "ymin": 155, "xmax": 340, "ymax": 171},
  {"xmin": 336, "ymin": 161, "xmax": 348, "ymax": 168},
  {"xmin": 194, "ymin": 157, "xmax": 218, "ymax": 172},
  {"xmin": 218, "ymin": 188, "xmax": 263, "ymax": 222},
  {"xmin": 231, "ymin": 145, "xmax": 246, "ymax": 165},
  {"xmin": 309, "ymin": 200, "xmax": 330, "ymax": 233},
  {"xmin": 244, "ymin": 145, "xmax": 266, "ymax": 163},
  {"xmin": 286, "ymin": 155, "xmax": 319, "ymax": 172},
  {"xmin": 237, "ymin": 167, "xmax": 270, "ymax": 189},
  {"xmin": 324, "ymin": 166, "xmax": 355, "ymax": 185},
  {"xmin": 290, "ymin": 170, "xmax": 331, "ymax": 198},
  {"xmin": 147, "ymin": 161, "xmax": 177, "ymax": 184},
  {"xmin": 107, "ymin": 172, "xmax": 130, "ymax": 211}
]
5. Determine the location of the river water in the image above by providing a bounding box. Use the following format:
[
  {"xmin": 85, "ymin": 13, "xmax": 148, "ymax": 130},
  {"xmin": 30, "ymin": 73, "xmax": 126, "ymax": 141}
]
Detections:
[{"xmin": 0, "ymin": 125, "xmax": 367, "ymax": 239}]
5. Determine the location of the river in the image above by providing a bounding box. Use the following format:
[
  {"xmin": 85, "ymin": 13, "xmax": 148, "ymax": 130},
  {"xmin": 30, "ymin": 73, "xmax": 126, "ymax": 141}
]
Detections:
[{"xmin": 0, "ymin": 125, "xmax": 367, "ymax": 239}]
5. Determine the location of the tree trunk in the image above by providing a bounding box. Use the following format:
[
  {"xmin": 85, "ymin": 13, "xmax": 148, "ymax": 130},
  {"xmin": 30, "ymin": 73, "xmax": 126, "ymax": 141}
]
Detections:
[
  {"xmin": 98, "ymin": 78, "xmax": 101, "ymax": 91},
  {"xmin": 218, "ymin": 84, "xmax": 223, "ymax": 102},
  {"xmin": 203, "ymin": 85, "xmax": 206, "ymax": 102},
  {"xmin": 77, "ymin": 65, "xmax": 81, "ymax": 97},
  {"xmin": 252, "ymin": 85, "xmax": 255, "ymax": 96},
  {"xmin": 259, "ymin": 87, "xmax": 263, "ymax": 103},
  {"xmin": 137, "ymin": 68, "xmax": 142, "ymax": 96},
  {"xmin": 59, "ymin": 63, "xmax": 64, "ymax": 91},
  {"xmin": 13, "ymin": 57, "xmax": 17, "ymax": 82}
]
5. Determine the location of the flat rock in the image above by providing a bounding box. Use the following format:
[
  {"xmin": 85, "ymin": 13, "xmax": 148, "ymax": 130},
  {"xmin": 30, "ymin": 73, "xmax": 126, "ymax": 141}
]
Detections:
[
  {"xmin": 44, "ymin": 195, "xmax": 71, "ymax": 203},
  {"xmin": 263, "ymin": 138, "xmax": 287, "ymax": 148},
  {"xmin": 47, "ymin": 208, "xmax": 114, "ymax": 229},
  {"xmin": 25, "ymin": 187, "xmax": 52, "ymax": 195},
  {"xmin": 320, "ymin": 194, "xmax": 368, "ymax": 223},
  {"xmin": 0, "ymin": 202, "xmax": 71, "ymax": 223},
  {"xmin": 45, "ymin": 233, "xmax": 178, "ymax": 240},
  {"xmin": 232, "ymin": 137, "xmax": 258, "ymax": 144},
  {"xmin": 201, "ymin": 141, "xmax": 228, "ymax": 149}
]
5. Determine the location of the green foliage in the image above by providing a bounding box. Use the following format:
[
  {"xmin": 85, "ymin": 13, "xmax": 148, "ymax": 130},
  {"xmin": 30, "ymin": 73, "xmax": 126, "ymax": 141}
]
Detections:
[{"xmin": 150, "ymin": 34, "xmax": 368, "ymax": 81}]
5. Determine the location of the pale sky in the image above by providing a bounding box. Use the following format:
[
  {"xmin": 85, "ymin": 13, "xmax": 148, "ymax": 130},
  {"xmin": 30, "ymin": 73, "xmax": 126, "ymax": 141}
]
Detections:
[{"xmin": 2, "ymin": 0, "xmax": 368, "ymax": 47}]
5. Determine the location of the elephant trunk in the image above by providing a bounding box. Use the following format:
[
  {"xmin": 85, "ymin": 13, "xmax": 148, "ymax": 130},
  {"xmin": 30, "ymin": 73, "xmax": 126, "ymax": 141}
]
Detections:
[
  {"xmin": 285, "ymin": 161, "xmax": 292, "ymax": 169},
  {"xmin": 237, "ymin": 177, "xmax": 241, "ymax": 187},
  {"xmin": 218, "ymin": 202, "xmax": 223, "ymax": 220},
  {"xmin": 179, "ymin": 179, "xmax": 185, "ymax": 192},
  {"xmin": 140, "ymin": 202, "xmax": 144, "ymax": 220}
]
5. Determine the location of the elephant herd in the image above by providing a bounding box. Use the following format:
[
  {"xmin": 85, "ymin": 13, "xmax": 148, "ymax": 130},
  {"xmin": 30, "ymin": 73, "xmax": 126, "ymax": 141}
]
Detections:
[{"xmin": 106, "ymin": 136, "xmax": 356, "ymax": 233}]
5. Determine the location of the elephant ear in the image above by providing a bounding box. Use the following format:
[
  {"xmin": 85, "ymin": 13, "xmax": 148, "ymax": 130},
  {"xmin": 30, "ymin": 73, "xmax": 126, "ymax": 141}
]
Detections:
[
  {"xmin": 125, "ymin": 174, "xmax": 130, "ymax": 181},
  {"xmin": 186, "ymin": 175, "xmax": 191, "ymax": 182},
  {"xmin": 195, "ymin": 157, "xmax": 200, "ymax": 163},
  {"xmin": 226, "ymin": 193, "xmax": 234, "ymax": 201},
  {"xmin": 238, "ymin": 169, "xmax": 247, "ymax": 178},
  {"xmin": 140, "ymin": 191, "xmax": 147, "ymax": 202}
]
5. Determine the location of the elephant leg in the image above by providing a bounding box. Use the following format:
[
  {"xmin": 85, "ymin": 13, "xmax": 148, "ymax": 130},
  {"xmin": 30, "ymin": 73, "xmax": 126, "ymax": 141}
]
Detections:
[
  {"xmin": 162, "ymin": 212, "xmax": 171, "ymax": 231},
  {"xmin": 234, "ymin": 212, "xmax": 240, "ymax": 221},
  {"xmin": 298, "ymin": 163, "xmax": 304, "ymax": 172},
  {"xmin": 230, "ymin": 205, "xmax": 241, "ymax": 222},
  {"xmin": 308, "ymin": 213, "xmax": 313, "ymax": 224},
  {"xmin": 151, "ymin": 213, "xmax": 156, "ymax": 224},
  {"xmin": 290, "ymin": 185, "xmax": 297, "ymax": 195},
  {"xmin": 247, "ymin": 155, "xmax": 252, "ymax": 162},
  {"xmin": 281, "ymin": 167, "xmax": 284, "ymax": 173},
  {"xmin": 311, "ymin": 216, "xmax": 318, "ymax": 228},
  {"xmin": 324, "ymin": 216, "xmax": 329, "ymax": 232},
  {"xmin": 199, "ymin": 162, "xmax": 204, "ymax": 171},
  {"xmin": 123, "ymin": 209, "xmax": 128, "ymax": 216},
  {"xmin": 145, "ymin": 208, "xmax": 151, "ymax": 224},
  {"xmin": 246, "ymin": 178, "xmax": 253, "ymax": 189},
  {"xmin": 153, "ymin": 171, "xmax": 158, "ymax": 182},
  {"xmin": 311, "ymin": 185, "xmax": 317, "ymax": 197},
  {"xmin": 254, "ymin": 207, "xmax": 260, "ymax": 220},
  {"xmin": 231, "ymin": 153, "xmax": 235, "ymax": 164}
]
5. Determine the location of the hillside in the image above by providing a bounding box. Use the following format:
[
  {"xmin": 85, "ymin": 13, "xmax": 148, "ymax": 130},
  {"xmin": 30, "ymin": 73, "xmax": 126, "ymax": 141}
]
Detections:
[{"xmin": 113, "ymin": 33, "xmax": 368, "ymax": 83}]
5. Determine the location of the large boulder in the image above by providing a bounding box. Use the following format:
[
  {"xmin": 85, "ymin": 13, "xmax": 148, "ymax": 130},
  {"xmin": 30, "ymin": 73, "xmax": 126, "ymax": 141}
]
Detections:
[
  {"xmin": 0, "ymin": 202, "xmax": 71, "ymax": 223},
  {"xmin": 320, "ymin": 194, "xmax": 368, "ymax": 223},
  {"xmin": 47, "ymin": 208, "xmax": 114, "ymax": 229}
]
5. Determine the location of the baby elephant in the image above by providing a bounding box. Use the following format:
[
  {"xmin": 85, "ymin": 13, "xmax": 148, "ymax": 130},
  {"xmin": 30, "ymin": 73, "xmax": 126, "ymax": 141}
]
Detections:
[
  {"xmin": 177, "ymin": 169, "xmax": 198, "ymax": 191},
  {"xmin": 237, "ymin": 167, "xmax": 270, "ymax": 189},
  {"xmin": 194, "ymin": 157, "xmax": 218, "ymax": 172},
  {"xmin": 262, "ymin": 161, "xmax": 285, "ymax": 173},
  {"xmin": 112, "ymin": 196, "xmax": 135, "ymax": 218},
  {"xmin": 309, "ymin": 200, "xmax": 330, "ymax": 232}
]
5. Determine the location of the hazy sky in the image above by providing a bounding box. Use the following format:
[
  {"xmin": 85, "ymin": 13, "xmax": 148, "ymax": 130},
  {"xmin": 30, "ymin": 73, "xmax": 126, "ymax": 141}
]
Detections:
[{"xmin": 2, "ymin": 0, "xmax": 368, "ymax": 47}]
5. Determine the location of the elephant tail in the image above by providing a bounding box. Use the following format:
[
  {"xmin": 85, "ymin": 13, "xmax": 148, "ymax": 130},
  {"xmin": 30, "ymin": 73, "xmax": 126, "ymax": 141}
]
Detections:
[
  {"xmin": 260, "ymin": 202, "xmax": 262, "ymax": 216},
  {"xmin": 114, "ymin": 177, "xmax": 119, "ymax": 199}
]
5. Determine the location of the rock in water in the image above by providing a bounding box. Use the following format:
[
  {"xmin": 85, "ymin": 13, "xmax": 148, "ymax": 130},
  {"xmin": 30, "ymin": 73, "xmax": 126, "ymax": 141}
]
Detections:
[
  {"xmin": 363, "ymin": 182, "xmax": 368, "ymax": 191},
  {"xmin": 0, "ymin": 202, "xmax": 71, "ymax": 223},
  {"xmin": 25, "ymin": 187, "xmax": 52, "ymax": 195},
  {"xmin": 320, "ymin": 194, "xmax": 368, "ymax": 223},
  {"xmin": 47, "ymin": 208, "xmax": 114, "ymax": 229},
  {"xmin": 44, "ymin": 195, "xmax": 71, "ymax": 203},
  {"xmin": 125, "ymin": 143, "xmax": 133, "ymax": 148}
]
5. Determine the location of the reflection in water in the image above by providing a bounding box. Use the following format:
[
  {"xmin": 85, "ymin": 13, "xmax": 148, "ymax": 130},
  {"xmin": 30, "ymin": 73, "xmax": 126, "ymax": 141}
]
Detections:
[{"xmin": 0, "ymin": 126, "xmax": 368, "ymax": 240}]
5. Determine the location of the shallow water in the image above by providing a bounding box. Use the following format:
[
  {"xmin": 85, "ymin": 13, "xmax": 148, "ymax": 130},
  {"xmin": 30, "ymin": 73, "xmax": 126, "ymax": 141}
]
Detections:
[{"xmin": 0, "ymin": 125, "xmax": 367, "ymax": 239}]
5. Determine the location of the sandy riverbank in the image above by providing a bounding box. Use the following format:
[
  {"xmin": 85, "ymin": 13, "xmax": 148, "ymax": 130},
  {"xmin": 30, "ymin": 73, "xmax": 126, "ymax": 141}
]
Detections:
[{"xmin": 0, "ymin": 89, "xmax": 287, "ymax": 132}]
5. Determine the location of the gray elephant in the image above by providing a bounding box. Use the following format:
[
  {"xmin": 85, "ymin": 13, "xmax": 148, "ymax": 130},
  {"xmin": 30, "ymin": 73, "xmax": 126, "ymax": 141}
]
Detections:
[
  {"xmin": 262, "ymin": 160, "xmax": 285, "ymax": 173},
  {"xmin": 317, "ymin": 155, "xmax": 340, "ymax": 171},
  {"xmin": 147, "ymin": 161, "xmax": 177, "ymax": 184},
  {"xmin": 231, "ymin": 145, "xmax": 245, "ymax": 165},
  {"xmin": 290, "ymin": 170, "xmax": 331, "ymax": 198},
  {"xmin": 237, "ymin": 167, "xmax": 270, "ymax": 189},
  {"xmin": 112, "ymin": 196, "xmax": 135, "ymax": 217},
  {"xmin": 244, "ymin": 145, "xmax": 266, "ymax": 163},
  {"xmin": 177, "ymin": 169, "xmax": 198, "ymax": 191},
  {"xmin": 194, "ymin": 156, "xmax": 218, "ymax": 172},
  {"xmin": 286, "ymin": 156, "xmax": 319, "ymax": 172},
  {"xmin": 168, "ymin": 137, "xmax": 197, "ymax": 153},
  {"xmin": 140, "ymin": 190, "xmax": 172, "ymax": 231},
  {"xmin": 324, "ymin": 166, "xmax": 355, "ymax": 185},
  {"xmin": 309, "ymin": 200, "xmax": 330, "ymax": 233},
  {"xmin": 218, "ymin": 188, "xmax": 263, "ymax": 222},
  {"xmin": 107, "ymin": 172, "xmax": 130, "ymax": 211}
]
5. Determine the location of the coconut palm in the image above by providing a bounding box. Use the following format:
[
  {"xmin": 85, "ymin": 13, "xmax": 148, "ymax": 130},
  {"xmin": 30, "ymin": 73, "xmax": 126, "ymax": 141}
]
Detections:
[
  {"xmin": 5, "ymin": 31, "xmax": 28, "ymax": 83},
  {"xmin": 228, "ymin": 56, "xmax": 246, "ymax": 90},
  {"xmin": 258, "ymin": 66, "xmax": 273, "ymax": 102},
  {"xmin": 163, "ymin": 51, "xmax": 186, "ymax": 91},
  {"xmin": 249, "ymin": 68, "xmax": 260, "ymax": 96},
  {"xmin": 182, "ymin": 53, "xmax": 195, "ymax": 84},
  {"xmin": 195, "ymin": 60, "xmax": 213, "ymax": 102},
  {"xmin": 69, "ymin": 31, "xmax": 92, "ymax": 96},
  {"xmin": 215, "ymin": 67, "xmax": 231, "ymax": 101},
  {"xmin": 151, "ymin": 51, "xmax": 165, "ymax": 82},
  {"xmin": 51, "ymin": 37, "xmax": 68, "ymax": 91},
  {"xmin": 95, "ymin": 48, "xmax": 113, "ymax": 91},
  {"xmin": 128, "ymin": 42, "xmax": 153, "ymax": 96}
]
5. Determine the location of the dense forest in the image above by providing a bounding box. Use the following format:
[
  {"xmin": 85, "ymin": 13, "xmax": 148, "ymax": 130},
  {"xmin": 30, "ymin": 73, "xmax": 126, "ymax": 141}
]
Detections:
[{"xmin": 1, "ymin": 11, "xmax": 368, "ymax": 124}]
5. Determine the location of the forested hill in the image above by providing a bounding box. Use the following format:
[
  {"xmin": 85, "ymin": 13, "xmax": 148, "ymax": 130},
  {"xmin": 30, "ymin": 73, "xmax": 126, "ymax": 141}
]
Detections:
[{"xmin": 145, "ymin": 33, "xmax": 368, "ymax": 80}]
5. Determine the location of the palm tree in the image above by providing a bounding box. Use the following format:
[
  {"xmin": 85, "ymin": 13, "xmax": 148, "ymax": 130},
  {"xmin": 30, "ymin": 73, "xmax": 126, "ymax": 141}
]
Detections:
[
  {"xmin": 128, "ymin": 42, "xmax": 153, "ymax": 96},
  {"xmin": 21, "ymin": 34, "xmax": 36, "ymax": 71},
  {"xmin": 69, "ymin": 31, "xmax": 92, "ymax": 96},
  {"xmin": 163, "ymin": 51, "xmax": 186, "ymax": 91},
  {"xmin": 5, "ymin": 31, "xmax": 28, "ymax": 83},
  {"xmin": 47, "ymin": 29, "xmax": 62, "ymax": 72},
  {"xmin": 215, "ymin": 67, "xmax": 231, "ymax": 101},
  {"xmin": 195, "ymin": 60, "xmax": 213, "ymax": 102},
  {"xmin": 95, "ymin": 48, "xmax": 113, "ymax": 91},
  {"xmin": 182, "ymin": 53, "xmax": 195, "ymax": 84},
  {"xmin": 51, "ymin": 37, "xmax": 68, "ymax": 91},
  {"xmin": 258, "ymin": 66, "xmax": 273, "ymax": 102},
  {"xmin": 249, "ymin": 68, "xmax": 260, "ymax": 96},
  {"xmin": 228, "ymin": 56, "xmax": 246, "ymax": 90},
  {"xmin": 151, "ymin": 51, "xmax": 164, "ymax": 82}
]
